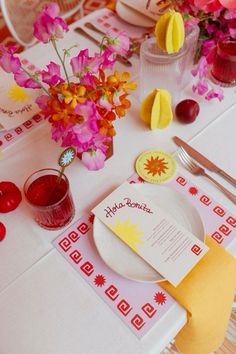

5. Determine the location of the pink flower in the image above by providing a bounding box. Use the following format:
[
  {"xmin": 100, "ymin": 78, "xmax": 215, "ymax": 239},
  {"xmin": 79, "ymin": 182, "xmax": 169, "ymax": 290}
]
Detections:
[
  {"xmin": 101, "ymin": 49, "xmax": 116, "ymax": 70},
  {"xmin": 36, "ymin": 95, "xmax": 51, "ymax": 116},
  {"xmin": 33, "ymin": 3, "xmax": 69, "ymax": 43},
  {"xmin": 194, "ymin": 0, "xmax": 223, "ymax": 12},
  {"xmin": 219, "ymin": 0, "xmax": 236, "ymax": 9},
  {"xmin": 192, "ymin": 80, "xmax": 209, "ymax": 95},
  {"xmin": 14, "ymin": 70, "xmax": 41, "ymax": 89},
  {"xmin": 105, "ymin": 30, "xmax": 130, "ymax": 56},
  {"xmin": 41, "ymin": 61, "xmax": 64, "ymax": 85},
  {"xmin": 70, "ymin": 49, "xmax": 103, "ymax": 77},
  {"xmin": 74, "ymin": 100, "xmax": 98, "ymax": 122},
  {"xmin": 191, "ymin": 56, "xmax": 208, "ymax": 78},
  {"xmin": 81, "ymin": 149, "xmax": 106, "ymax": 170},
  {"xmin": 205, "ymin": 87, "xmax": 224, "ymax": 101},
  {"xmin": 0, "ymin": 45, "xmax": 21, "ymax": 73}
]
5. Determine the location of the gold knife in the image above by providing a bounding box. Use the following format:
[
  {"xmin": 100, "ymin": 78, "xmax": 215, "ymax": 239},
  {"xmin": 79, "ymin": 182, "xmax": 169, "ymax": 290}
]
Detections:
[
  {"xmin": 74, "ymin": 27, "xmax": 132, "ymax": 67},
  {"xmin": 173, "ymin": 136, "xmax": 236, "ymax": 187}
]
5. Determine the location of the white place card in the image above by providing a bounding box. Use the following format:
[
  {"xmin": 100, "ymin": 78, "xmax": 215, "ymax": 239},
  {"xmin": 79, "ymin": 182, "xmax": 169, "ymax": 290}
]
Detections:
[{"xmin": 92, "ymin": 182, "xmax": 209, "ymax": 286}]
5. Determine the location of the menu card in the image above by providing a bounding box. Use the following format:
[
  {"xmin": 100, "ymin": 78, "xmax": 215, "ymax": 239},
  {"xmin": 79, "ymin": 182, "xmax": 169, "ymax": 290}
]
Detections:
[
  {"xmin": 0, "ymin": 67, "xmax": 41, "ymax": 130},
  {"xmin": 92, "ymin": 182, "xmax": 209, "ymax": 286}
]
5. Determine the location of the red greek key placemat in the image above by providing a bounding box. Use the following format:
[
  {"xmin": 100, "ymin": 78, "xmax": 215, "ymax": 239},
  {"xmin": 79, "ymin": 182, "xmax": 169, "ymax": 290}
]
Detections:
[{"xmin": 53, "ymin": 171, "xmax": 235, "ymax": 338}]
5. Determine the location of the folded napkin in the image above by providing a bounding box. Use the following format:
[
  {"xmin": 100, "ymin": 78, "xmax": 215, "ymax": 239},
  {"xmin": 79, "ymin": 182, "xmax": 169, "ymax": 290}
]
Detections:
[{"xmin": 160, "ymin": 237, "xmax": 236, "ymax": 354}]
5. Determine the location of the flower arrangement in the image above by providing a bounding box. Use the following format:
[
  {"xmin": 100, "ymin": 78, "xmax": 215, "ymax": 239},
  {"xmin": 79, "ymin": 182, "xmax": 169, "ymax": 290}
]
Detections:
[
  {"xmin": 173, "ymin": 0, "xmax": 236, "ymax": 101},
  {"xmin": 0, "ymin": 3, "xmax": 136, "ymax": 170}
]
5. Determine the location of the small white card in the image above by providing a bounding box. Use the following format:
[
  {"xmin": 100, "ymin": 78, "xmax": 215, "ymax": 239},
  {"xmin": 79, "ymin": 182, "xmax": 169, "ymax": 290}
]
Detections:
[{"xmin": 92, "ymin": 182, "xmax": 209, "ymax": 286}]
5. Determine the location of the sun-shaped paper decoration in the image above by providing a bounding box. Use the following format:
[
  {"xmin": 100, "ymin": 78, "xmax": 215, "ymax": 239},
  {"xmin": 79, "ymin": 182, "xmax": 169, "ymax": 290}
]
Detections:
[
  {"xmin": 154, "ymin": 291, "xmax": 167, "ymax": 305},
  {"xmin": 93, "ymin": 274, "xmax": 106, "ymax": 287},
  {"xmin": 88, "ymin": 214, "xmax": 95, "ymax": 224},
  {"xmin": 144, "ymin": 155, "xmax": 168, "ymax": 177},
  {"xmin": 109, "ymin": 219, "xmax": 144, "ymax": 253},
  {"xmin": 135, "ymin": 150, "xmax": 176, "ymax": 184},
  {"xmin": 7, "ymin": 84, "xmax": 31, "ymax": 101},
  {"xmin": 189, "ymin": 186, "xmax": 198, "ymax": 196}
]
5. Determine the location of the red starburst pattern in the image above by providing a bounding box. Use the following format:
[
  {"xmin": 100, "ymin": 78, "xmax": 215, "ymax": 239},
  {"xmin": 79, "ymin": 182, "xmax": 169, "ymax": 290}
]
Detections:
[
  {"xmin": 154, "ymin": 292, "xmax": 167, "ymax": 305},
  {"xmin": 88, "ymin": 214, "xmax": 95, "ymax": 224},
  {"xmin": 188, "ymin": 186, "xmax": 198, "ymax": 195},
  {"xmin": 93, "ymin": 274, "xmax": 106, "ymax": 287},
  {"xmin": 138, "ymin": 176, "xmax": 145, "ymax": 183}
]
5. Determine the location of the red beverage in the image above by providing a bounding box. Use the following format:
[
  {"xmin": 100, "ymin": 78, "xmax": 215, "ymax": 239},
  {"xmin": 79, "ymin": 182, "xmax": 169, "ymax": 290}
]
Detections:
[
  {"xmin": 211, "ymin": 38, "xmax": 236, "ymax": 85},
  {"xmin": 24, "ymin": 169, "xmax": 75, "ymax": 230}
]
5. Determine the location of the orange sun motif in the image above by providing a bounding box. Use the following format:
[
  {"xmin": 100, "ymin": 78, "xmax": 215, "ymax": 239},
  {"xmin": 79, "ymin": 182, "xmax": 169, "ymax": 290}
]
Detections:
[
  {"xmin": 189, "ymin": 187, "xmax": 198, "ymax": 196},
  {"xmin": 154, "ymin": 292, "xmax": 167, "ymax": 305},
  {"xmin": 144, "ymin": 156, "xmax": 168, "ymax": 177},
  {"xmin": 93, "ymin": 274, "xmax": 106, "ymax": 287}
]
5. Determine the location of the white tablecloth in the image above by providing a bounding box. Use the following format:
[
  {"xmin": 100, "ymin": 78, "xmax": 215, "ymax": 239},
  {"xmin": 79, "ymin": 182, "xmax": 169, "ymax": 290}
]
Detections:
[{"xmin": 0, "ymin": 11, "xmax": 235, "ymax": 354}]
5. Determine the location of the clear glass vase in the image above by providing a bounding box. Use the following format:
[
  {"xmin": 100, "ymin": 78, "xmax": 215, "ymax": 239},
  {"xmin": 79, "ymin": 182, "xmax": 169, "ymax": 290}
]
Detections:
[{"xmin": 139, "ymin": 26, "xmax": 200, "ymax": 105}]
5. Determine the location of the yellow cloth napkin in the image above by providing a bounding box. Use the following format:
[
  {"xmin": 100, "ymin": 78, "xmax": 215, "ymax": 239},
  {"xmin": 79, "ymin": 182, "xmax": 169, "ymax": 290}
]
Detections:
[{"xmin": 160, "ymin": 237, "xmax": 236, "ymax": 354}]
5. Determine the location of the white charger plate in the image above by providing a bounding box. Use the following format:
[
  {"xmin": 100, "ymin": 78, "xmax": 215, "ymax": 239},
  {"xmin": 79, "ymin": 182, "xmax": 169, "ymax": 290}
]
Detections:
[
  {"xmin": 116, "ymin": 0, "xmax": 155, "ymax": 27},
  {"xmin": 93, "ymin": 183, "xmax": 205, "ymax": 283}
]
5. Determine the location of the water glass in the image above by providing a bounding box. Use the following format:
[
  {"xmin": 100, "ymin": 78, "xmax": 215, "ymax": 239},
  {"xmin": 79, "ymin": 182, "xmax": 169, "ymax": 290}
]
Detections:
[
  {"xmin": 24, "ymin": 168, "xmax": 75, "ymax": 230},
  {"xmin": 211, "ymin": 37, "xmax": 236, "ymax": 86}
]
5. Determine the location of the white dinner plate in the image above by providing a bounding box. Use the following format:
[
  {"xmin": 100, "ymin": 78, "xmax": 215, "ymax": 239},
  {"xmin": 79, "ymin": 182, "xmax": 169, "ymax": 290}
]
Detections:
[
  {"xmin": 116, "ymin": 1, "xmax": 156, "ymax": 28},
  {"xmin": 93, "ymin": 183, "xmax": 205, "ymax": 283}
]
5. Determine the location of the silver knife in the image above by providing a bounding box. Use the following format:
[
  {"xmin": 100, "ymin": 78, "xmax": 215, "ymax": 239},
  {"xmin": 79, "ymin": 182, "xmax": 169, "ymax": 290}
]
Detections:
[
  {"xmin": 74, "ymin": 27, "xmax": 132, "ymax": 67},
  {"xmin": 173, "ymin": 136, "xmax": 236, "ymax": 187}
]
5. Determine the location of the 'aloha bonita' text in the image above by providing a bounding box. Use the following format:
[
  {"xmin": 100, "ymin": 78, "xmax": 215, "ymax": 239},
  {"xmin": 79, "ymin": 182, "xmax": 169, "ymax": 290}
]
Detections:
[{"xmin": 104, "ymin": 197, "xmax": 153, "ymax": 218}]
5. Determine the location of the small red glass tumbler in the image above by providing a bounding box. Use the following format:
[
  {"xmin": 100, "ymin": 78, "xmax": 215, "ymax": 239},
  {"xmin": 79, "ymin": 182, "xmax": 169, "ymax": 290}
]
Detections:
[
  {"xmin": 211, "ymin": 37, "xmax": 236, "ymax": 86},
  {"xmin": 24, "ymin": 168, "xmax": 75, "ymax": 230}
]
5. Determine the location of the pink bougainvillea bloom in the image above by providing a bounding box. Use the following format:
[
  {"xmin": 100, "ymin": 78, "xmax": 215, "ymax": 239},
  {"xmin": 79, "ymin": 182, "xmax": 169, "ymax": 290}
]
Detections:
[
  {"xmin": 205, "ymin": 87, "xmax": 224, "ymax": 101},
  {"xmin": 33, "ymin": 3, "xmax": 69, "ymax": 43},
  {"xmin": 219, "ymin": 0, "xmax": 236, "ymax": 9},
  {"xmin": 70, "ymin": 49, "xmax": 103, "ymax": 77},
  {"xmin": 81, "ymin": 149, "xmax": 106, "ymax": 170},
  {"xmin": 41, "ymin": 61, "xmax": 64, "ymax": 85},
  {"xmin": 0, "ymin": 45, "xmax": 21, "ymax": 73},
  {"xmin": 14, "ymin": 70, "xmax": 41, "ymax": 89},
  {"xmin": 192, "ymin": 80, "xmax": 209, "ymax": 95},
  {"xmin": 105, "ymin": 30, "xmax": 130, "ymax": 56}
]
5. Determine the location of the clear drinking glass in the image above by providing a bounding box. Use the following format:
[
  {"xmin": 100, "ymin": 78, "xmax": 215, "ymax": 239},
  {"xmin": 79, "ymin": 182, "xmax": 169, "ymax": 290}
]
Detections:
[
  {"xmin": 24, "ymin": 168, "xmax": 75, "ymax": 230},
  {"xmin": 139, "ymin": 26, "xmax": 200, "ymax": 105}
]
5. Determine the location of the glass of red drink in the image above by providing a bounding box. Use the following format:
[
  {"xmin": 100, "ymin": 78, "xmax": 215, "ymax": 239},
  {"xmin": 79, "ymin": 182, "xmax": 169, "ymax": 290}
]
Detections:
[
  {"xmin": 211, "ymin": 37, "xmax": 236, "ymax": 86},
  {"xmin": 24, "ymin": 168, "xmax": 75, "ymax": 230}
]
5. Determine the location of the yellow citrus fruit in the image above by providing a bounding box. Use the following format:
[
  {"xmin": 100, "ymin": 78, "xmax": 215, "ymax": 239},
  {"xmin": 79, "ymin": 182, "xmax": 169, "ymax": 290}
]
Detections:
[
  {"xmin": 140, "ymin": 89, "xmax": 173, "ymax": 130},
  {"xmin": 155, "ymin": 10, "xmax": 185, "ymax": 54}
]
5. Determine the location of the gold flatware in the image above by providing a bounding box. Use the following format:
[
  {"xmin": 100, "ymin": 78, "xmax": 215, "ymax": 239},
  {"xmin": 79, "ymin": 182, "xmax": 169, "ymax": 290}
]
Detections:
[
  {"xmin": 173, "ymin": 136, "xmax": 236, "ymax": 187},
  {"xmin": 178, "ymin": 147, "xmax": 236, "ymax": 204}
]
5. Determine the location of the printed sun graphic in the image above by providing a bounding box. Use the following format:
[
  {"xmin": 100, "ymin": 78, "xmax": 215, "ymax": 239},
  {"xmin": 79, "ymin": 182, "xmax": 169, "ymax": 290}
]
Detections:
[
  {"xmin": 144, "ymin": 155, "xmax": 168, "ymax": 177},
  {"xmin": 189, "ymin": 186, "xmax": 198, "ymax": 196},
  {"xmin": 7, "ymin": 84, "xmax": 30, "ymax": 101},
  {"xmin": 109, "ymin": 219, "xmax": 144, "ymax": 253},
  {"xmin": 93, "ymin": 274, "xmax": 106, "ymax": 287},
  {"xmin": 154, "ymin": 291, "xmax": 167, "ymax": 305}
]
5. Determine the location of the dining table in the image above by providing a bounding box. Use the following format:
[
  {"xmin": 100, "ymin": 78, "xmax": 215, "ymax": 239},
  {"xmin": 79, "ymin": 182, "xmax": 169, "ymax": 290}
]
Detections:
[{"xmin": 0, "ymin": 8, "xmax": 235, "ymax": 354}]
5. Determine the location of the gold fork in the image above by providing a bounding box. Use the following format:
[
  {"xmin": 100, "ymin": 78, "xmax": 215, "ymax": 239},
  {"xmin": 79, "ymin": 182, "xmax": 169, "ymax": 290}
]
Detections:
[{"xmin": 178, "ymin": 147, "xmax": 236, "ymax": 204}]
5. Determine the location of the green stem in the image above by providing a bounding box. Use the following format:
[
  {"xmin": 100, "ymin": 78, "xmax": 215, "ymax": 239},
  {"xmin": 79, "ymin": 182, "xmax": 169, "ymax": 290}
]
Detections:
[
  {"xmin": 51, "ymin": 39, "xmax": 70, "ymax": 85},
  {"xmin": 21, "ymin": 67, "xmax": 52, "ymax": 97}
]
